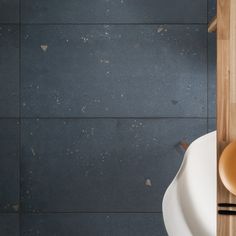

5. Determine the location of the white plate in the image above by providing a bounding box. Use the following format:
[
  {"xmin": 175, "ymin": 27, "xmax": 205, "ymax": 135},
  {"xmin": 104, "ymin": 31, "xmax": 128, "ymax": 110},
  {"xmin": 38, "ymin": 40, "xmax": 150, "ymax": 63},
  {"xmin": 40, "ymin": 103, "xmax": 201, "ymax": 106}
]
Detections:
[{"xmin": 163, "ymin": 132, "xmax": 216, "ymax": 236}]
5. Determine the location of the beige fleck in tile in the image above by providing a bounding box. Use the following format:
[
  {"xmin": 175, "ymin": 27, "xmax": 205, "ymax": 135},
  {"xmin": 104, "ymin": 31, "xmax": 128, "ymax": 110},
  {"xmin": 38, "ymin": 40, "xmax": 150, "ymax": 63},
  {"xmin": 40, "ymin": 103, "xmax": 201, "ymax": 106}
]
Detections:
[
  {"xmin": 40, "ymin": 44, "xmax": 48, "ymax": 52},
  {"xmin": 145, "ymin": 178, "xmax": 152, "ymax": 187}
]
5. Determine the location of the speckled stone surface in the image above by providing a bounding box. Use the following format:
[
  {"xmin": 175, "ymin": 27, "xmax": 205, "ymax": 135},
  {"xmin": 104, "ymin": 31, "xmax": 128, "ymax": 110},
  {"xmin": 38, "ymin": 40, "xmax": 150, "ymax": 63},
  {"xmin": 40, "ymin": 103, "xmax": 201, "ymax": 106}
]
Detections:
[
  {"xmin": 21, "ymin": 118, "xmax": 207, "ymax": 212},
  {"xmin": 208, "ymin": 33, "xmax": 216, "ymax": 118},
  {"xmin": 0, "ymin": 0, "xmax": 19, "ymax": 23},
  {"xmin": 0, "ymin": 25, "xmax": 19, "ymax": 117},
  {"xmin": 0, "ymin": 120, "xmax": 19, "ymax": 213},
  {"xmin": 21, "ymin": 213, "xmax": 167, "ymax": 236},
  {"xmin": 21, "ymin": 0, "xmax": 206, "ymax": 24},
  {"xmin": 21, "ymin": 25, "xmax": 207, "ymax": 118},
  {"xmin": 0, "ymin": 0, "xmax": 217, "ymax": 235},
  {"xmin": 208, "ymin": 0, "xmax": 216, "ymax": 21},
  {"xmin": 208, "ymin": 118, "xmax": 216, "ymax": 132},
  {"xmin": 0, "ymin": 214, "xmax": 19, "ymax": 236}
]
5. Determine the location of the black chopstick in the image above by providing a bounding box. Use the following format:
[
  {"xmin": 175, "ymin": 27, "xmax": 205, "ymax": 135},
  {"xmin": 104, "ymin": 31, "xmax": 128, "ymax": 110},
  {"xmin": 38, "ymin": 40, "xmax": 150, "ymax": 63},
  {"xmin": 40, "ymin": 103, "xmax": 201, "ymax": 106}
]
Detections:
[
  {"xmin": 218, "ymin": 210, "xmax": 236, "ymax": 215},
  {"xmin": 218, "ymin": 203, "xmax": 236, "ymax": 208}
]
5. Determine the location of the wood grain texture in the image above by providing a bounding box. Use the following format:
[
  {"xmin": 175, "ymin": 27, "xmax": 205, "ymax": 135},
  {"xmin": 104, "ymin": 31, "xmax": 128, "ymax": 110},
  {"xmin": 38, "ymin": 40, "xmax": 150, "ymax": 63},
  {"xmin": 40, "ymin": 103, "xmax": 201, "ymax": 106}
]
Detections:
[{"xmin": 217, "ymin": 0, "xmax": 236, "ymax": 235}]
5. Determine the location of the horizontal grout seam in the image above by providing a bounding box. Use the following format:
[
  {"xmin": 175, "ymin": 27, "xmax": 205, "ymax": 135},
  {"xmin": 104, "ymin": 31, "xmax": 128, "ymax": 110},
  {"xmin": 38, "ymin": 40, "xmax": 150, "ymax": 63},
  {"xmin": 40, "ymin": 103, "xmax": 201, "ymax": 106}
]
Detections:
[
  {"xmin": 0, "ymin": 22, "xmax": 208, "ymax": 26},
  {"xmin": 0, "ymin": 116, "xmax": 210, "ymax": 120}
]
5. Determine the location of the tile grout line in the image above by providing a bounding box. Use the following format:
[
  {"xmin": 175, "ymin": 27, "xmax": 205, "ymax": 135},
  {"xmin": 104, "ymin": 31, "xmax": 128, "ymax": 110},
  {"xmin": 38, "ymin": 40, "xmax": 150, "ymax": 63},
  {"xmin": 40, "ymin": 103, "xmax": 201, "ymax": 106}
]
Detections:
[
  {"xmin": 0, "ymin": 117, "xmax": 211, "ymax": 120},
  {"xmin": 5, "ymin": 211, "xmax": 163, "ymax": 214},
  {"xmin": 19, "ymin": 0, "xmax": 22, "ymax": 234},
  {"xmin": 0, "ymin": 22, "xmax": 208, "ymax": 26}
]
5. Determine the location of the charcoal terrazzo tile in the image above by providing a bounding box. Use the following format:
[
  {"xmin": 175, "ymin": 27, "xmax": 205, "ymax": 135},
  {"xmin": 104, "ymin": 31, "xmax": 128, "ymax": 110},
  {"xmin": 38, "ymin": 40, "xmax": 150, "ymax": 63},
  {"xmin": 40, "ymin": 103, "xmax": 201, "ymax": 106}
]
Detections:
[
  {"xmin": 208, "ymin": 118, "xmax": 216, "ymax": 132},
  {"xmin": 0, "ymin": 0, "xmax": 19, "ymax": 23},
  {"xmin": 208, "ymin": 0, "xmax": 216, "ymax": 20},
  {"xmin": 21, "ymin": 213, "xmax": 167, "ymax": 236},
  {"xmin": 21, "ymin": 25, "xmax": 207, "ymax": 118},
  {"xmin": 0, "ymin": 119, "xmax": 19, "ymax": 212},
  {"xmin": 0, "ymin": 25, "xmax": 19, "ymax": 117},
  {"xmin": 208, "ymin": 33, "xmax": 216, "ymax": 118},
  {"xmin": 21, "ymin": 0, "xmax": 206, "ymax": 24},
  {"xmin": 21, "ymin": 118, "xmax": 207, "ymax": 212},
  {"xmin": 0, "ymin": 214, "xmax": 19, "ymax": 236}
]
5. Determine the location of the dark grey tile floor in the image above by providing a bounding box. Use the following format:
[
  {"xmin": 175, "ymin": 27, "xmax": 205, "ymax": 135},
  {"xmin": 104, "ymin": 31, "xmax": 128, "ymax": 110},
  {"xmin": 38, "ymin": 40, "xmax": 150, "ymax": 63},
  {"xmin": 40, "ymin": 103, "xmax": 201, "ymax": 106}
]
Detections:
[{"xmin": 0, "ymin": 0, "xmax": 216, "ymax": 235}]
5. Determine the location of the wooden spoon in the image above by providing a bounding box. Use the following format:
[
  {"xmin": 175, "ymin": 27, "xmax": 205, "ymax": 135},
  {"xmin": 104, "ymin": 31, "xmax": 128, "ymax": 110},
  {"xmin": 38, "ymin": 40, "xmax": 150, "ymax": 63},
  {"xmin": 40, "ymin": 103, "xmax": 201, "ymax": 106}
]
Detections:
[{"xmin": 219, "ymin": 141, "xmax": 236, "ymax": 196}]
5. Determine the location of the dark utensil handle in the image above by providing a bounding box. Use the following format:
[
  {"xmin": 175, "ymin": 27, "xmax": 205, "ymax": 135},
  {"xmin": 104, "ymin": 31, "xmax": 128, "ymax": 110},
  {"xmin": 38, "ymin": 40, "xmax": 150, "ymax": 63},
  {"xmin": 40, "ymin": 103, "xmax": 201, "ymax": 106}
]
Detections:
[
  {"xmin": 218, "ymin": 203, "xmax": 236, "ymax": 208},
  {"xmin": 218, "ymin": 210, "xmax": 236, "ymax": 215}
]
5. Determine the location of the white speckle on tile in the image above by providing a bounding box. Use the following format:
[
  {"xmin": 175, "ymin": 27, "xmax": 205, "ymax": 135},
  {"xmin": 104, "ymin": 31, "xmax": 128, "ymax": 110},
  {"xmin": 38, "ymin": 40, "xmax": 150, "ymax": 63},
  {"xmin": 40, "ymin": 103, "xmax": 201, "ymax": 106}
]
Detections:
[
  {"xmin": 94, "ymin": 98, "xmax": 101, "ymax": 103},
  {"xmin": 157, "ymin": 26, "xmax": 164, "ymax": 33},
  {"xmin": 81, "ymin": 106, "xmax": 87, "ymax": 113},
  {"xmin": 81, "ymin": 36, "xmax": 89, "ymax": 43},
  {"xmin": 36, "ymin": 85, "xmax": 40, "ymax": 89},
  {"xmin": 120, "ymin": 94, "xmax": 124, "ymax": 98},
  {"xmin": 40, "ymin": 44, "xmax": 48, "ymax": 52},
  {"xmin": 56, "ymin": 97, "xmax": 61, "ymax": 105},
  {"xmin": 131, "ymin": 120, "xmax": 143, "ymax": 129},
  {"xmin": 66, "ymin": 39, "xmax": 69, "ymax": 43},
  {"xmin": 31, "ymin": 148, "xmax": 36, "ymax": 156},
  {"xmin": 145, "ymin": 178, "xmax": 152, "ymax": 187},
  {"xmin": 30, "ymin": 132, "xmax": 33, "ymax": 136},
  {"xmin": 22, "ymin": 102, "xmax": 26, "ymax": 107},
  {"xmin": 100, "ymin": 59, "xmax": 110, "ymax": 64}
]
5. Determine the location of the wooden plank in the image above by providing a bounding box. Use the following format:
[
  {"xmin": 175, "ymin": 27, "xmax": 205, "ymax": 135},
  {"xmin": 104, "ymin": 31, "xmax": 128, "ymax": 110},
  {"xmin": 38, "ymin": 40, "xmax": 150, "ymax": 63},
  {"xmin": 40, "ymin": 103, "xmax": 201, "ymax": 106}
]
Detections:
[
  {"xmin": 229, "ymin": 1, "xmax": 236, "ymax": 233},
  {"xmin": 217, "ymin": 0, "xmax": 236, "ymax": 235},
  {"xmin": 208, "ymin": 16, "xmax": 217, "ymax": 32}
]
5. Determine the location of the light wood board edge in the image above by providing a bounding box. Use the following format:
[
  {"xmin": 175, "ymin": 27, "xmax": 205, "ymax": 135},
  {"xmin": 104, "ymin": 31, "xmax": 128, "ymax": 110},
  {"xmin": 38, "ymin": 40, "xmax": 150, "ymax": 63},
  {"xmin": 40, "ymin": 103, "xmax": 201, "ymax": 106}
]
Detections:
[{"xmin": 217, "ymin": 0, "xmax": 236, "ymax": 235}]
